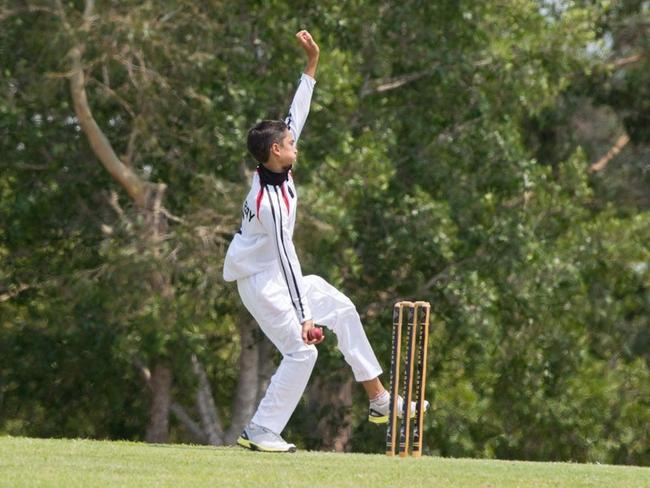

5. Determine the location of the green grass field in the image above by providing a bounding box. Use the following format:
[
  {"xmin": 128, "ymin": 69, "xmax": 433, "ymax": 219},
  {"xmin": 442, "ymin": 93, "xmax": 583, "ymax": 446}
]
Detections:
[{"xmin": 1, "ymin": 436, "xmax": 649, "ymax": 487}]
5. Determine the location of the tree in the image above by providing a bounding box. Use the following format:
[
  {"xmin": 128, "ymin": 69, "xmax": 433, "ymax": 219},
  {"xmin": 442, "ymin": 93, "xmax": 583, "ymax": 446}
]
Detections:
[{"xmin": 1, "ymin": 0, "xmax": 649, "ymax": 465}]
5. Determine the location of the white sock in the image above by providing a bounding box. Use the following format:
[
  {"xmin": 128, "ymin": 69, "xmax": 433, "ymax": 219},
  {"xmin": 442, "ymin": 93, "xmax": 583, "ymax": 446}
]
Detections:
[{"xmin": 369, "ymin": 390, "xmax": 390, "ymax": 407}]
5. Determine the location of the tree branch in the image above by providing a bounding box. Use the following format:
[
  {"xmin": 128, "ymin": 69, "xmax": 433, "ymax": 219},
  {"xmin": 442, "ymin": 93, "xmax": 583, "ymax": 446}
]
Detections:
[
  {"xmin": 14, "ymin": 163, "xmax": 49, "ymax": 171},
  {"xmin": 610, "ymin": 53, "xmax": 642, "ymax": 70},
  {"xmin": 124, "ymin": 122, "xmax": 139, "ymax": 166},
  {"xmin": 191, "ymin": 354, "xmax": 224, "ymax": 445},
  {"xmin": 169, "ymin": 403, "xmax": 208, "ymax": 444},
  {"xmin": 82, "ymin": 0, "xmax": 95, "ymax": 23},
  {"xmin": 589, "ymin": 134, "xmax": 630, "ymax": 173},
  {"xmin": 133, "ymin": 359, "xmax": 208, "ymax": 444},
  {"xmin": 0, "ymin": 5, "xmax": 58, "ymax": 22},
  {"xmin": 87, "ymin": 77, "xmax": 136, "ymax": 118},
  {"xmin": 360, "ymin": 68, "xmax": 434, "ymax": 98},
  {"xmin": 54, "ymin": 0, "xmax": 71, "ymax": 32},
  {"xmin": 66, "ymin": 1, "xmax": 149, "ymax": 207},
  {"xmin": 0, "ymin": 284, "xmax": 31, "ymax": 303},
  {"xmin": 360, "ymin": 249, "xmax": 487, "ymax": 319}
]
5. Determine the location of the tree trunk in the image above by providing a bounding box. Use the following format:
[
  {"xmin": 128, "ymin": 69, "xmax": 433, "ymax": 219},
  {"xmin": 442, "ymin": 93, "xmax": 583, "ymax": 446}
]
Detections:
[
  {"xmin": 192, "ymin": 354, "xmax": 224, "ymax": 445},
  {"xmin": 169, "ymin": 402, "xmax": 208, "ymax": 444},
  {"xmin": 145, "ymin": 362, "xmax": 172, "ymax": 443},
  {"xmin": 256, "ymin": 333, "xmax": 276, "ymax": 406},
  {"xmin": 67, "ymin": 1, "xmax": 175, "ymax": 443},
  {"xmin": 307, "ymin": 377, "xmax": 354, "ymax": 452},
  {"xmin": 224, "ymin": 315, "xmax": 260, "ymax": 444}
]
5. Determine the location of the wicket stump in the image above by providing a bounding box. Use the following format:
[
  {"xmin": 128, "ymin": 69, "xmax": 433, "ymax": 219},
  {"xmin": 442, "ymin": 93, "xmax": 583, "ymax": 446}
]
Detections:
[{"xmin": 386, "ymin": 300, "xmax": 431, "ymax": 458}]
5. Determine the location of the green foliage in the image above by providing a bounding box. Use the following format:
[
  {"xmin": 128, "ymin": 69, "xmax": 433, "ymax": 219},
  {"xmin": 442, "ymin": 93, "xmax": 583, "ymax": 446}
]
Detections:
[{"xmin": 1, "ymin": 0, "xmax": 648, "ymax": 465}]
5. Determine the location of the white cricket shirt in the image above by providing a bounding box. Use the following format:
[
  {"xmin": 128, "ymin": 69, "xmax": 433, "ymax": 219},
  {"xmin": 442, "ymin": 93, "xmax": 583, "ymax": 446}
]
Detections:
[{"xmin": 223, "ymin": 73, "xmax": 316, "ymax": 323}]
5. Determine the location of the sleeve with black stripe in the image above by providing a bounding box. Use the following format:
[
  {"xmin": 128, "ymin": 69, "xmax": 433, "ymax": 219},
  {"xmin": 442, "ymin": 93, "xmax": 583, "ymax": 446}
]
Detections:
[
  {"xmin": 285, "ymin": 73, "xmax": 316, "ymax": 145},
  {"xmin": 258, "ymin": 186, "xmax": 312, "ymax": 324}
]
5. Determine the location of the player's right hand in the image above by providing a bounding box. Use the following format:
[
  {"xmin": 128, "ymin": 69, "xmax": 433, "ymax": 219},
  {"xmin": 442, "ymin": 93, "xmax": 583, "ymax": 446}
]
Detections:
[
  {"xmin": 301, "ymin": 319, "xmax": 325, "ymax": 345},
  {"xmin": 296, "ymin": 30, "xmax": 319, "ymax": 59}
]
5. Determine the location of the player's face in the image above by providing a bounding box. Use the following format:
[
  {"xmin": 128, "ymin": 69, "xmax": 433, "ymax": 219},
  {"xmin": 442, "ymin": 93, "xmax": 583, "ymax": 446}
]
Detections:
[{"xmin": 278, "ymin": 129, "xmax": 297, "ymax": 169}]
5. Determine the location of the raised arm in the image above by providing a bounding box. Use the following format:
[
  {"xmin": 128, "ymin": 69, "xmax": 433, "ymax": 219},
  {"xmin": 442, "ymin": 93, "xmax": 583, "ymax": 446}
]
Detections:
[
  {"xmin": 297, "ymin": 30, "xmax": 319, "ymax": 79},
  {"xmin": 285, "ymin": 30, "xmax": 320, "ymax": 143}
]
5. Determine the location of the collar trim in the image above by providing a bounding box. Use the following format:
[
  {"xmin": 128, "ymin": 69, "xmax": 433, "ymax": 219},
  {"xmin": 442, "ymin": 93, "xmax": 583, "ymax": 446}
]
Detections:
[{"xmin": 258, "ymin": 164, "xmax": 290, "ymax": 186}]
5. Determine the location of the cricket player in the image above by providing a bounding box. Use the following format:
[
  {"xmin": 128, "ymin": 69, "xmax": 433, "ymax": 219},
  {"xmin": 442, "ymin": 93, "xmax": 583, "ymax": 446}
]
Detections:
[{"xmin": 223, "ymin": 30, "xmax": 425, "ymax": 452}]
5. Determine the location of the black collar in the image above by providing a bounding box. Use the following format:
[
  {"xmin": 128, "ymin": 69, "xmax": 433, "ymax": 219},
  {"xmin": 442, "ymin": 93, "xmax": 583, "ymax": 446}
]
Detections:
[{"xmin": 258, "ymin": 164, "xmax": 290, "ymax": 186}]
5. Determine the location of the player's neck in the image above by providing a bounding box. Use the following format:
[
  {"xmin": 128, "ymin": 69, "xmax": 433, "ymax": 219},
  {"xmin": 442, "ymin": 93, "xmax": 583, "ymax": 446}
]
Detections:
[{"xmin": 262, "ymin": 159, "xmax": 285, "ymax": 173}]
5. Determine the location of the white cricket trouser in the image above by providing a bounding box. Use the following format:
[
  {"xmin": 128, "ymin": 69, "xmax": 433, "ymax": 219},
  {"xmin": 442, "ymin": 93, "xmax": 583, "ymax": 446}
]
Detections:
[{"xmin": 237, "ymin": 264, "xmax": 383, "ymax": 435}]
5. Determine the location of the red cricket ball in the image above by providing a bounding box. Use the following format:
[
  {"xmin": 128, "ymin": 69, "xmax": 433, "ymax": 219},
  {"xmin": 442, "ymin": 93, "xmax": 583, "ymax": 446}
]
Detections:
[{"xmin": 308, "ymin": 326, "xmax": 323, "ymax": 342}]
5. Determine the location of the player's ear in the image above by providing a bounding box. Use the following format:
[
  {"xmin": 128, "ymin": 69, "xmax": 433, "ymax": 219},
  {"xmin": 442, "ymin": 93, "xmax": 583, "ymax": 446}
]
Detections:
[{"xmin": 270, "ymin": 142, "xmax": 281, "ymax": 156}]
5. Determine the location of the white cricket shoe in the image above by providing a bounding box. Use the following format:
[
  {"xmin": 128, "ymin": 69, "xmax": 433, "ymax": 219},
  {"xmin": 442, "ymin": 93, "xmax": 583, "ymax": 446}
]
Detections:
[
  {"xmin": 237, "ymin": 422, "xmax": 297, "ymax": 453},
  {"xmin": 368, "ymin": 395, "xmax": 429, "ymax": 424}
]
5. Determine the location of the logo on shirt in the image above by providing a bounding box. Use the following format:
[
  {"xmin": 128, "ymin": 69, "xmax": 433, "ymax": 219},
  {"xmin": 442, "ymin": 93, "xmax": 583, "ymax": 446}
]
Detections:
[{"xmin": 243, "ymin": 200, "xmax": 255, "ymax": 222}]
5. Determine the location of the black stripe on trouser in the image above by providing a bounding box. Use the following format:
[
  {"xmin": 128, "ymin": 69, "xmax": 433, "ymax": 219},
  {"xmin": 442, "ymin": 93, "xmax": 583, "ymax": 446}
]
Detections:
[
  {"xmin": 266, "ymin": 188, "xmax": 294, "ymax": 317},
  {"xmin": 272, "ymin": 186, "xmax": 306, "ymax": 321}
]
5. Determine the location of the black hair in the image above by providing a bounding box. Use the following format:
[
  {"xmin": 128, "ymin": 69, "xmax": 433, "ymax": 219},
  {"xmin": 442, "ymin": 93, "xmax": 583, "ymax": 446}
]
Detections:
[{"xmin": 247, "ymin": 120, "xmax": 288, "ymax": 164}]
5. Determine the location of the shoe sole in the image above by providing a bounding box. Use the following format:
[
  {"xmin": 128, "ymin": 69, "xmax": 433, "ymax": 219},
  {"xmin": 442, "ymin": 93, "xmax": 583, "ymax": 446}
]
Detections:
[
  {"xmin": 237, "ymin": 436, "xmax": 296, "ymax": 453},
  {"xmin": 368, "ymin": 414, "xmax": 388, "ymax": 424}
]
